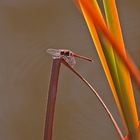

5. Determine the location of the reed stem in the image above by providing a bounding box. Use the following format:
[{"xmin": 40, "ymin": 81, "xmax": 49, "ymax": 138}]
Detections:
[
  {"xmin": 62, "ymin": 59, "xmax": 124, "ymax": 140},
  {"xmin": 44, "ymin": 58, "xmax": 61, "ymax": 140}
]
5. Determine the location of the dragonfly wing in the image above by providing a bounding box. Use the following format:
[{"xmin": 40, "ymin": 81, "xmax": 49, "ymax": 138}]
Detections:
[
  {"xmin": 47, "ymin": 49, "xmax": 61, "ymax": 58},
  {"xmin": 63, "ymin": 56, "xmax": 76, "ymax": 67}
]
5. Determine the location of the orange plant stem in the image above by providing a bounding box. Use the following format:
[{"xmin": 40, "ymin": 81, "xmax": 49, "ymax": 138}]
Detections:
[{"xmin": 78, "ymin": 0, "xmax": 140, "ymax": 88}]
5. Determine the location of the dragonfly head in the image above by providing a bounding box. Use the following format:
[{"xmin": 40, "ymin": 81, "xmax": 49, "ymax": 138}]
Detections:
[
  {"xmin": 60, "ymin": 51, "xmax": 64, "ymax": 55},
  {"xmin": 60, "ymin": 50, "xmax": 73, "ymax": 57}
]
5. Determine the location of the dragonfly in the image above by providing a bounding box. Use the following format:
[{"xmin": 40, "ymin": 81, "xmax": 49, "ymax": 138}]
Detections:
[{"xmin": 47, "ymin": 48, "xmax": 93, "ymax": 67}]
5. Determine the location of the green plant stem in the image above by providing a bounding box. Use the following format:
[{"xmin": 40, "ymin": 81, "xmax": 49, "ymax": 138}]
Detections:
[
  {"xmin": 78, "ymin": 0, "xmax": 140, "ymax": 89},
  {"xmin": 44, "ymin": 58, "xmax": 61, "ymax": 140},
  {"xmin": 103, "ymin": 1, "xmax": 140, "ymax": 139}
]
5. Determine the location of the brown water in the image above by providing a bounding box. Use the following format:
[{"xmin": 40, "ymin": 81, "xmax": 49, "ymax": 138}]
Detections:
[{"xmin": 0, "ymin": 0, "xmax": 140, "ymax": 140}]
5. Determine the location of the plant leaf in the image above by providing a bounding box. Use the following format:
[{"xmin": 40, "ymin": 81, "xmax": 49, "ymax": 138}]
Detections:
[
  {"xmin": 103, "ymin": 0, "xmax": 140, "ymax": 139},
  {"xmin": 77, "ymin": 0, "xmax": 140, "ymax": 139},
  {"xmin": 77, "ymin": 0, "xmax": 140, "ymax": 88}
]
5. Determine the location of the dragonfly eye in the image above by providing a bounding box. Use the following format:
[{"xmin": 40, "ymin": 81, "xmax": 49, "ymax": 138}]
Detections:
[{"xmin": 60, "ymin": 51, "xmax": 65, "ymax": 55}]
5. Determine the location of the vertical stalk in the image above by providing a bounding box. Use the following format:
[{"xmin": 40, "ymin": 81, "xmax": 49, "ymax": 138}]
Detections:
[
  {"xmin": 103, "ymin": 1, "xmax": 140, "ymax": 139},
  {"xmin": 44, "ymin": 58, "xmax": 61, "ymax": 140},
  {"xmin": 77, "ymin": 0, "xmax": 140, "ymax": 139},
  {"xmin": 77, "ymin": 0, "xmax": 140, "ymax": 88}
]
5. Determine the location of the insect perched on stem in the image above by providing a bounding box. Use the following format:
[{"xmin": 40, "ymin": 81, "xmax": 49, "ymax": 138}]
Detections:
[
  {"xmin": 45, "ymin": 48, "xmax": 123, "ymax": 140},
  {"xmin": 47, "ymin": 48, "xmax": 93, "ymax": 67}
]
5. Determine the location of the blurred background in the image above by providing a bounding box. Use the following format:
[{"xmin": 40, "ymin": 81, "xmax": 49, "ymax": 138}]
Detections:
[{"xmin": 0, "ymin": 0, "xmax": 140, "ymax": 140}]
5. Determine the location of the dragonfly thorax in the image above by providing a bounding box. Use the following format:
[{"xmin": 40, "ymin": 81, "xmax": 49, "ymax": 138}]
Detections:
[{"xmin": 60, "ymin": 50, "xmax": 73, "ymax": 57}]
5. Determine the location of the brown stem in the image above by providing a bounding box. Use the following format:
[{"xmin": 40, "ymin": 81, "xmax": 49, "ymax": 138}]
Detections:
[
  {"xmin": 44, "ymin": 58, "xmax": 61, "ymax": 140},
  {"xmin": 45, "ymin": 56, "xmax": 123, "ymax": 140},
  {"xmin": 62, "ymin": 59, "xmax": 124, "ymax": 140}
]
